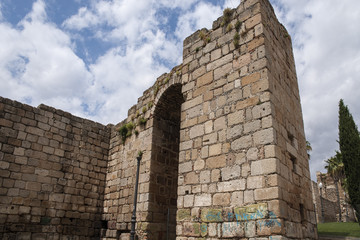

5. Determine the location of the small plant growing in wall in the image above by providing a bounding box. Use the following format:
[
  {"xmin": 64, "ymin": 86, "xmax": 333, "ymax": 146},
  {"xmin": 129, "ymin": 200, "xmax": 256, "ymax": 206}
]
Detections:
[
  {"xmin": 118, "ymin": 125, "xmax": 128, "ymax": 143},
  {"xmin": 164, "ymin": 76, "xmax": 170, "ymax": 84},
  {"xmin": 199, "ymin": 30, "xmax": 211, "ymax": 46},
  {"xmin": 226, "ymin": 23, "xmax": 233, "ymax": 33},
  {"xmin": 138, "ymin": 117, "xmax": 147, "ymax": 126},
  {"xmin": 235, "ymin": 20, "xmax": 242, "ymax": 31},
  {"xmin": 118, "ymin": 122, "xmax": 135, "ymax": 143},
  {"xmin": 153, "ymin": 83, "xmax": 160, "ymax": 96},
  {"xmin": 142, "ymin": 106, "xmax": 147, "ymax": 114},
  {"xmin": 199, "ymin": 30, "xmax": 206, "ymax": 40},
  {"xmin": 147, "ymin": 101, "xmax": 153, "ymax": 109},
  {"xmin": 221, "ymin": 8, "xmax": 232, "ymax": 26},
  {"xmin": 233, "ymin": 32, "xmax": 240, "ymax": 48}
]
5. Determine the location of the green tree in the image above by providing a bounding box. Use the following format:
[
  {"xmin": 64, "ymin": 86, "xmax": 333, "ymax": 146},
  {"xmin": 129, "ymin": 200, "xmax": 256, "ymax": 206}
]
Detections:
[
  {"xmin": 325, "ymin": 151, "xmax": 345, "ymax": 221},
  {"xmin": 338, "ymin": 99, "xmax": 360, "ymax": 223}
]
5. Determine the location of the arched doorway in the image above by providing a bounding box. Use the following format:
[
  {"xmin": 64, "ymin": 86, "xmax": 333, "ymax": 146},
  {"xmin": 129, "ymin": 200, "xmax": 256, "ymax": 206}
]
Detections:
[{"xmin": 149, "ymin": 83, "xmax": 183, "ymax": 239}]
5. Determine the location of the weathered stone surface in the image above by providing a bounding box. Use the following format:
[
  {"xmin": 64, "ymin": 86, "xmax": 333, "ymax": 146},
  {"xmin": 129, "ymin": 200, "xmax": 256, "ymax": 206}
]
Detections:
[
  {"xmin": 222, "ymin": 222, "xmax": 244, "ymax": 238},
  {"xmin": 201, "ymin": 208, "xmax": 223, "ymax": 222},
  {"xmin": 183, "ymin": 222, "xmax": 201, "ymax": 237},
  {"xmin": 0, "ymin": 0, "xmax": 317, "ymax": 238},
  {"xmin": 177, "ymin": 209, "xmax": 191, "ymax": 221},
  {"xmin": 234, "ymin": 203, "xmax": 268, "ymax": 222},
  {"xmin": 194, "ymin": 194, "xmax": 212, "ymax": 207},
  {"xmin": 251, "ymin": 158, "xmax": 279, "ymax": 176}
]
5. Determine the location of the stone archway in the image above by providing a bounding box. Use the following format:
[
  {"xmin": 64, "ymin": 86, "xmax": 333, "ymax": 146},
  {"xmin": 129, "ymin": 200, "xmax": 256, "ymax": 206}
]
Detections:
[{"xmin": 149, "ymin": 83, "xmax": 184, "ymax": 239}]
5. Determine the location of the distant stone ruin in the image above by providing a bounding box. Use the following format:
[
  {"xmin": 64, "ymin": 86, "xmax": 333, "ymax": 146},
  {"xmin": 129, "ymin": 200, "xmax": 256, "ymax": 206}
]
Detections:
[
  {"xmin": 312, "ymin": 172, "xmax": 356, "ymax": 223},
  {"xmin": 0, "ymin": 0, "xmax": 318, "ymax": 239}
]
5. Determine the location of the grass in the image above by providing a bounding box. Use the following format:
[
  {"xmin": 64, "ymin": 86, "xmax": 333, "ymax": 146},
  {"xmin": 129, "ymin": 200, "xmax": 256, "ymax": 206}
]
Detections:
[{"xmin": 317, "ymin": 222, "xmax": 360, "ymax": 238}]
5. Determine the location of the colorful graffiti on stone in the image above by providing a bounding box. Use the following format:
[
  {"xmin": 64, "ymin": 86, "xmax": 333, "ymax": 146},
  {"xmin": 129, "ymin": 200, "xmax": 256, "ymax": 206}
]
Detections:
[{"xmin": 201, "ymin": 204, "xmax": 282, "ymax": 237}]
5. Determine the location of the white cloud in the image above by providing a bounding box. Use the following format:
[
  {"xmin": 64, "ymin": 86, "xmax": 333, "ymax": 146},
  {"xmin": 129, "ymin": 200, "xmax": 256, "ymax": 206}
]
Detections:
[
  {"xmin": 62, "ymin": 7, "xmax": 99, "ymax": 30},
  {"xmin": 0, "ymin": 0, "xmax": 91, "ymax": 116},
  {"xmin": 63, "ymin": 0, "xmax": 158, "ymax": 44},
  {"xmin": 271, "ymin": 0, "xmax": 360, "ymax": 179},
  {"xmin": 175, "ymin": 2, "xmax": 222, "ymax": 40},
  {"xmin": 0, "ymin": 3, "xmax": 3, "ymax": 21}
]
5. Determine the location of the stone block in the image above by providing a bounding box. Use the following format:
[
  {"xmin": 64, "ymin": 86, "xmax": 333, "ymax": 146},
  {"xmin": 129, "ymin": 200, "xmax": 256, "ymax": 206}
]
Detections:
[
  {"xmin": 254, "ymin": 187, "xmax": 280, "ymax": 201},
  {"xmin": 247, "ymin": 176, "xmax": 264, "ymax": 189},
  {"xmin": 252, "ymin": 102, "xmax": 272, "ymax": 120},
  {"xmin": 207, "ymin": 53, "xmax": 233, "ymax": 72},
  {"xmin": 185, "ymin": 172, "xmax": 198, "ymax": 184},
  {"xmin": 226, "ymin": 124, "xmax": 243, "ymax": 140},
  {"xmin": 231, "ymin": 191, "xmax": 243, "ymax": 206},
  {"xmin": 182, "ymin": 222, "xmax": 201, "ymax": 237},
  {"xmin": 214, "ymin": 116, "xmax": 226, "ymax": 131},
  {"xmin": 182, "ymin": 96, "xmax": 203, "ymax": 111},
  {"xmin": 201, "ymin": 208, "xmax": 223, "ymax": 222},
  {"xmin": 251, "ymin": 79, "xmax": 269, "ymax": 94},
  {"xmin": 196, "ymin": 71, "xmax": 213, "ymax": 87},
  {"xmin": 214, "ymin": 63, "xmax": 232, "ymax": 80},
  {"xmin": 180, "ymin": 140, "xmax": 193, "ymax": 150},
  {"xmin": 221, "ymin": 165, "xmax": 240, "ymax": 181},
  {"xmin": 251, "ymin": 158, "xmax": 279, "ymax": 176},
  {"xmin": 194, "ymin": 194, "xmax": 211, "ymax": 207},
  {"xmin": 211, "ymin": 48, "xmax": 222, "ymax": 61},
  {"xmin": 208, "ymin": 223, "xmax": 218, "ymax": 237},
  {"xmin": 179, "ymin": 162, "xmax": 192, "ymax": 173},
  {"xmin": 236, "ymin": 96, "xmax": 259, "ymax": 110},
  {"xmin": 206, "ymin": 155, "xmax": 226, "ymax": 169},
  {"xmin": 177, "ymin": 209, "xmax": 191, "ymax": 221},
  {"xmin": 194, "ymin": 159, "xmax": 205, "ymax": 171},
  {"xmin": 242, "ymin": 72, "xmax": 261, "ymax": 86},
  {"xmin": 200, "ymin": 170, "xmax": 210, "ymax": 183},
  {"xmin": 245, "ymin": 221, "xmax": 256, "ymax": 237},
  {"xmin": 264, "ymin": 145, "xmax": 277, "ymax": 158},
  {"xmin": 217, "ymin": 179, "xmax": 245, "ymax": 192},
  {"xmin": 213, "ymin": 193, "xmax": 230, "ymax": 206},
  {"xmin": 256, "ymin": 218, "xmax": 283, "ymax": 235},
  {"xmin": 248, "ymin": 37, "xmax": 265, "ymax": 51},
  {"xmin": 244, "ymin": 120, "xmax": 261, "ymax": 133},
  {"xmin": 234, "ymin": 203, "xmax": 268, "ymax": 222},
  {"xmin": 249, "ymin": 58, "xmax": 267, "ymax": 73},
  {"xmin": 222, "ymin": 222, "xmax": 244, "ymax": 238},
  {"xmin": 203, "ymin": 133, "xmax": 218, "ymax": 145},
  {"xmin": 228, "ymin": 110, "xmax": 244, "ymax": 126},
  {"xmin": 192, "ymin": 65, "xmax": 206, "ymax": 79},
  {"xmin": 233, "ymin": 53, "xmax": 251, "ymax": 70},
  {"xmin": 231, "ymin": 135, "xmax": 252, "ymax": 150},
  {"xmin": 209, "ymin": 143, "xmax": 222, "ymax": 156},
  {"xmin": 253, "ymin": 128, "xmax": 275, "ymax": 145},
  {"xmin": 184, "ymin": 195, "xmax": 194, "ymax": 208}
]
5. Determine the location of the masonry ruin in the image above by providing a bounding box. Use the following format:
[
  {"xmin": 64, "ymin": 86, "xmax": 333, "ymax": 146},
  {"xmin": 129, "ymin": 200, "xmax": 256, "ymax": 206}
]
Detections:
[
  {"xmin": 312, "ymin": 172, "xmax": 357, "ymax": 223},
  {"xmin": 0, "ymin": 0, "xmax": 318, "ymax": 239}
]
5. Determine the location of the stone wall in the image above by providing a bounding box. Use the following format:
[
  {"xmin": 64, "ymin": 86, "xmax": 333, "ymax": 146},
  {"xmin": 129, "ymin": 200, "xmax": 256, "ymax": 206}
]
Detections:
[
  {"xmin": 101, "ymin": 0, "xmax": 317, "ymax": 239},
  {"xmin": 0, "ymin": 97, "xmax": 110, "ymax": 239},
  {"xmin": 0, "ymin": 0, "xmax": 318, "ymax": 239},
  {"xmin": 312, "ymin": 172, "xmax": 357, "ymax": 223}
]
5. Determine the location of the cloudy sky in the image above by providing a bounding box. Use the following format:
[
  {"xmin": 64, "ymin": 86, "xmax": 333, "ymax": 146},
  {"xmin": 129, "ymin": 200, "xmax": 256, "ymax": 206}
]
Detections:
[{"xmin": 0, "ymin": 0, "xmax": 359, "ymax": 180}]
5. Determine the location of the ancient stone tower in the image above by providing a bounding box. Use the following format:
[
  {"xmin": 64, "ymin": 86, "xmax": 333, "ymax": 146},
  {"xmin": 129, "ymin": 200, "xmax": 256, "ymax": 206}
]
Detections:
[{"xmin": 0, "ymin": 0, "xmax": 318, "ymax": 239}]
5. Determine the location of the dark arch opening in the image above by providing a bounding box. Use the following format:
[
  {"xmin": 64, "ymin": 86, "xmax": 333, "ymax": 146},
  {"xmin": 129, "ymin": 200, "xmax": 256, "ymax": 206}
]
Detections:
[{"xmin": 149, "ymin": 84, "xmax": 184, "ymax": 240}]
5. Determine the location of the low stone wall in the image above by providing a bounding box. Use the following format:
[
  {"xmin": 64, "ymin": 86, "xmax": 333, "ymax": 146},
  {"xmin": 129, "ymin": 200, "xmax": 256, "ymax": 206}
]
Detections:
[{"xmin": 0, "ymin": 97, "xmax": 110, "ymax": 239}]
